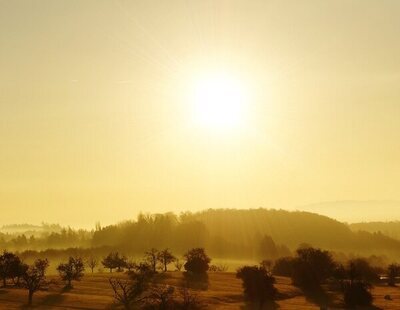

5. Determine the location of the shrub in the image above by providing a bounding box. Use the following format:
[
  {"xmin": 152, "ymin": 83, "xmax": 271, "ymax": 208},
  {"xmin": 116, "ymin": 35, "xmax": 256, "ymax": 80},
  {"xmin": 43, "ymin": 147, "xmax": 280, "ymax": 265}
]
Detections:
[
  {"xmin": 236, "ymin": 265, "xmax": 277, "ymax": 308},
  {"xmin": 291, "ymin": 247, "xmax": 335, "ymax": 289},
  {"xmin": 272, "ymin": 257, "xmax": 294, "ymax": 277},
  {"xmin": 184, "ymin": 248, "xmax": 211, "ymax": 274},
  {"xmin": 57, "ymin": 256, "xmax": 85, "ymax": 288},
  {"xmin": 343, "ymin": 281, "xmax": 373, "ymax": 308}
]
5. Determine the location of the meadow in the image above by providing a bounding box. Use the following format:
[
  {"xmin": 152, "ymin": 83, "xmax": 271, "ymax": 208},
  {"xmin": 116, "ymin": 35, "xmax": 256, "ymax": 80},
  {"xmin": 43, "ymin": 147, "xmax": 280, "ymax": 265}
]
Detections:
[{"xmin": 0, "ymin": 272, "xmax": 399, "ymax": 309}]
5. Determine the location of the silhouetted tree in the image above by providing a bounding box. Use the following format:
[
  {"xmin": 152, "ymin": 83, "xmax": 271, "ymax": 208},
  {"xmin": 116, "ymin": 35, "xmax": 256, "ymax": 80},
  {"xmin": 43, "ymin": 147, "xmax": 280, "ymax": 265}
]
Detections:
[
  {"xmin": 57, "ymin": 256, "xmax": 85, "ymax": 288},
  {"xmin": 174, "ymin": 258, "xmax": 183, "ymax": 271},
  {"xmin": 343, "ymin": 280, "xmax": 373, "ymax": 308},
  {"xmin": 209, "ymin": 264, "xmax": 229, "ymax": 272},
  {"xmin": 347, "ymin": 258, "xmax": 380, "ymax": 283},
  {"xmin": 125, "ymin": 258, "xmax": 136, "ymax": 272},
  {"xmin": 291, "ymin": 247, "xmax": 335, "ymax": 290},
  {"xmin": 260, "ymin": 259, "xmax": 273, "ymax": 274},
  {"xmin": 146, "ymin": 285, "xmax": 175, "ymax": 309},
  {"xmin": 180, "ymin": 287, "xmax": 204, "ymax": 309},
  {"xmin": 145, "ymin": 248, "xmax": 159, "ymax": 273},
  {"xmin": 109, "ymin": 267, "xmax": 154, "ymax": 310},
  {"xmin": 102, "ymin": 252, "xmax": 126, "ymax": 273},
  {"xmin": 21, "ymin": 258, "xmax": 49, "ymax": 306},
  {"xmin": 332, "ymin": 263, "xmax": 347, "ymax": 285},
  {"xmin": 87, "ymin": 255, "xmax": 98, "ymax": 273},
  {"xmin": 0, "ymin": 251, "xmax": 23, "ymax": 287},
  {"xmin": 387, "ymin": 263, "xmax": 400, "ymax": 286},
  {"xmin": 184, "ymin": 248, "xmax": 211, "ymax": 274},
  {"xmin": 272, "ymin": 257, "xmax": 294, "ymax": 277},
  {"xmin": 157, "ymin": 248, "xmax": 175, "ymax": 272},
  {"xmin": 236, "ymin": 265, "xmax": 277, "ymax": 309}
]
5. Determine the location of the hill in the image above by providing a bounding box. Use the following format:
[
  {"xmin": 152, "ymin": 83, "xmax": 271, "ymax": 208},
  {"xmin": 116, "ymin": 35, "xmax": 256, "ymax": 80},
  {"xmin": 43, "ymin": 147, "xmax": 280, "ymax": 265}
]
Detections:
[
  {"xmin": 350, "ymin": 221, "xmax": 400, "ymax": 240},
  {"xmin": 298, "ymin": 200, "xmax": 400, "ymax": 223}
]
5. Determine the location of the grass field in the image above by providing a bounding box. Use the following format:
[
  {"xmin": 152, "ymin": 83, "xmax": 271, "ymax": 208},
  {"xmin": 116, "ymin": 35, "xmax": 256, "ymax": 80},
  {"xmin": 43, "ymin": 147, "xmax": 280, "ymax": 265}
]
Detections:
[{"xmin": 0, "ymin": 272, "xmax": 399, "ymax": 309}]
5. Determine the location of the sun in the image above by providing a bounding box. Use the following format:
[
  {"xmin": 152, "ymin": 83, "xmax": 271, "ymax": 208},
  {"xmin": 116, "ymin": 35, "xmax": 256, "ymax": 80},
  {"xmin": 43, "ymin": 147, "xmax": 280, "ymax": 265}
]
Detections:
[{"xmin": 191, "ymin": 73, "xmax": 248, "ymax": 131}]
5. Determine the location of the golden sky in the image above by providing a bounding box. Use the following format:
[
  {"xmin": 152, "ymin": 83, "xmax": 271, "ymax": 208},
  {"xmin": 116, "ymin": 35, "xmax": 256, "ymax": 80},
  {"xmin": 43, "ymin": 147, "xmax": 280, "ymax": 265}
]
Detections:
[{"xmin": 1, "ymin": 0, "xmax": 400, "ymax": 227}]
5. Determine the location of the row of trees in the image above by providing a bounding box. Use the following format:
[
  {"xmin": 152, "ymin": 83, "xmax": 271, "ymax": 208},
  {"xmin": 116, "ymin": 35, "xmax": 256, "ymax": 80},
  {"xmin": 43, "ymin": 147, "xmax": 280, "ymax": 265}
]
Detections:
[
  {"xmin": 0, "ymin": 247, "xmax": 213, "ymax": 307},
  {"xmin": 100, "ymin": 248, "xmax": 218, "ymax": 274},
  {"xmin": 236, "ymin": 246, "xmax": 399, "ymax": 309},
  {"xmin": 0, "ymin": 227, "xmax": 91, "ymax": 251},
  {"xmin": 0, "ymin": 250, "xmax": 88, "ymax": 305}
]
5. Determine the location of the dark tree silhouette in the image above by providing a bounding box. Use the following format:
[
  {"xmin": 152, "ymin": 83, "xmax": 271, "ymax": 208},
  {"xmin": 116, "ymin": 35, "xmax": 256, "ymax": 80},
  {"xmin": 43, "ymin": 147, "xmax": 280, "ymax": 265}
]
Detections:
[
  {"xmin": 144, "ymin": 248, "xmax": 159, "ymax": 273},
  {"xmin": 347, "ymin": 258, "xmax": 380, "ymax": 283},
  {"xmin": 157, "ymin": 248, "xmax": 175, "ymax": 272},
  {"xmin": 272, "ymin": 257, "xmax": 294, "ymax": 277},
  {"xmin": 21, "ymin": 258, "xmax": 49, "ymax": 306},
  {"xmin": 236, "ymin": 265, "xmax": 277, "ymax": 309},
  {"xmin": 57, "ymin": 256, "xmax": 85, "ymax": 288},
  {"xmin": 184, "ymin": 248, "xmax": 211, "ymax": 274},
  {"xmin": 146, "ymin": 285, "xmax": 175, "ymax": 309},
  {"xmin": 387, "ymin": 263, "xmax": 400, "ymax": 286},
  {"xmin": 86, "ymin": 255, "xmax": 98, "ymax": 273},
  {"xmin": 343, "ymin": 280, "xmax": 373, "ymax": 308},
  {"xmin": 102, "ymin": 252, "xmax": 126, "ymax": 273},
  {"xmin": 109, "ymin": 267, "xmax": 153, "ymax": 310},
  {"xmin": 0, "ymin": 251, "xmax": 23, "ymax": 287},
  {"xmin": 125, "ymin": 258, "xmax": 136, "ymax": 272},
  {"xmin": 291, "ymin": 247, "xmax": 335, "ymax": 290},
  {"xmin": 174, "ymin": 258, "xmax": 183, "ymax": 271}
]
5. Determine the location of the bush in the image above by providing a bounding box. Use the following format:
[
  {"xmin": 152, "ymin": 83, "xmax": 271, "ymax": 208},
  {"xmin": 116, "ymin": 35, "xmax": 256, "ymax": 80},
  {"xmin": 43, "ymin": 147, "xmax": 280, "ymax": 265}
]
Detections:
[
  {"xmin": 343, "ymin": 281, "xmax": 373, "ymax": 308},
  {"xmin": 272, "ymin": 257, "xmax": 294, "ymax": 277},
  {"xmin": 184, "ymin": 248, "xmax": 211, "ymax": 274},
  {"xmin": 236, "ymin": 265, "xmax": 277, "ymax": 307},
  {"xmin": 347, "ymin": 258, "xmax": 380, "ymax": 283},
  {"xmin": 291, "ymin": 247, "xmax": 335, "ymax": 289},
  {"xmin": 102, "ymin": 252, "xmax": 127, "ymax": 273},
  {"xmin": 57, "ymin": 256, "xmax": 85, "ymax": 288}
]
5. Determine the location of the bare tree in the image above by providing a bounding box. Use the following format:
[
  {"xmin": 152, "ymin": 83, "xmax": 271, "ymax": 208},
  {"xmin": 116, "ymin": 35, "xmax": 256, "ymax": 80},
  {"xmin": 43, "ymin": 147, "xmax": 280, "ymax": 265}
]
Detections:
[
  {"xmin": 109, "ymin": 268, "xmax": 153, "ymax": 310},
  {"xmin": 57, "ymin": 256, "xmax": 85, "ymax": 288},
  {"xmin": 209, "ymin": 264, "xmax": 229, "ymax": 272},
  {"xmin": 125, "ymin": 258, "xmax": 136, "ymax": 272},
  {"xmin": 144, "ymin": 248, "xmax": 159, "ymax": 273},
  {"xmin": 109, "ymin": 278, "xmax": 136, "ymax": 310},
  {"xmin": 175, "ymin": 258, "xmax": 183, "ymax": 272},
  {"xmin": 157, "ymin": 249, "xmax": 176, "ymax": 272},
  {"xmin": 87, "ymin": 256, "xmax": 98, "ymax": 273},
  {"xmin": 21, "ymin": 258, "xmax": 49, "ymax": 306},
  {"xmin": 146, "ymin": 285, "xmax": 175, "ymax": 308},
  {"xmin": 180, "ymin": 287, "xmax": 204, "ymax": 309}
]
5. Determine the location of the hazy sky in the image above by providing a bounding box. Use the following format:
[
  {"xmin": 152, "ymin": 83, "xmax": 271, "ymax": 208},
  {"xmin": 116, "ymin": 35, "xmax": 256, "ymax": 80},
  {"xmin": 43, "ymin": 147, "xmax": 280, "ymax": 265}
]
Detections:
[{"xmin": 1, "ymin": 0, "xmax": 400, "ymax": 227}]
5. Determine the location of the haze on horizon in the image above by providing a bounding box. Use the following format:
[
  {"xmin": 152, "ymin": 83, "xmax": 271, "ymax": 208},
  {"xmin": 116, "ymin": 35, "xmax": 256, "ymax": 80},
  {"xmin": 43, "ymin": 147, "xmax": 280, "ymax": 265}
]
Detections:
[{"xmin": 1, "ymin": 0, "xmax": 400, "ymax": 228}]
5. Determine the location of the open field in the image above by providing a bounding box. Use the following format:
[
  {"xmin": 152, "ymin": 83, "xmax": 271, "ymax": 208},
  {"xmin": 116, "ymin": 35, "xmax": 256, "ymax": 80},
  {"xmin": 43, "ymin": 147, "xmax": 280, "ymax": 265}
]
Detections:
[{"xmin": 0, "ymin": 272, "xmax": 400, "ymax": 309}]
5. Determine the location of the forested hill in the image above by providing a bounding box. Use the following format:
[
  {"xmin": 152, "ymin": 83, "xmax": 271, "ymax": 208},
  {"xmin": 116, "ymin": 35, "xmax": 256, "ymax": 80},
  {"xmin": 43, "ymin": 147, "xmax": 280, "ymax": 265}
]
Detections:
[
  {"xmin": 350, "ymin": 221, "xmax": 400, "ymax": 240},
  {"xmin": 91, "ymin": 208, "xmax": 400, "ymax": 259},
  {"xmin": 2, "ymin": 209, "xmax": 400, "ymax": 260}
]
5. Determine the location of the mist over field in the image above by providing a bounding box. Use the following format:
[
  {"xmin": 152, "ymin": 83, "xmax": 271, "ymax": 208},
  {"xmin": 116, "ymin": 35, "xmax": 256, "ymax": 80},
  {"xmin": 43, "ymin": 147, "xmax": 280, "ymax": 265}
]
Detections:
[{"xmin": 2, "ymin": 0, "xmax": 400, "ymax": 308}]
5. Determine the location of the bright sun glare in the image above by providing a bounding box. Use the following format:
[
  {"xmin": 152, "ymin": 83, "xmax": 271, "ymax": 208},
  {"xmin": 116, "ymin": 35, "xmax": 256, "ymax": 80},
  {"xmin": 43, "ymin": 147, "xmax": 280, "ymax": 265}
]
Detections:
[{"xmin": 192, "ymin": 73, "xmax": 248, "ymax": 131}]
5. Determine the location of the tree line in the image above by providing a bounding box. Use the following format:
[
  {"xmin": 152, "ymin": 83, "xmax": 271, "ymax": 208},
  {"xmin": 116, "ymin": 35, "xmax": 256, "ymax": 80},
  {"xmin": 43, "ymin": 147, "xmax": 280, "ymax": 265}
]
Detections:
[
  {"xmin": 1, "ymin": 244, "xmax": 399, "ymax": 308},
  {"xmin": 4, "ymin": 209, "xmax": 400, "ymax": 261}
]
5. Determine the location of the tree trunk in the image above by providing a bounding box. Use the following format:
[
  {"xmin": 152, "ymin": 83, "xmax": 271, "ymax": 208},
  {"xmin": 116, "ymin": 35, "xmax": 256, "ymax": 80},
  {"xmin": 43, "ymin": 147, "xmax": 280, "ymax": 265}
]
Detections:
[
  {"xmin": 28, "ymin": 290, "xmax": 33, "ymax": 306},
  {"xmin": 164, "ymin": 262, "xmax": 167, "ymax": 272}
]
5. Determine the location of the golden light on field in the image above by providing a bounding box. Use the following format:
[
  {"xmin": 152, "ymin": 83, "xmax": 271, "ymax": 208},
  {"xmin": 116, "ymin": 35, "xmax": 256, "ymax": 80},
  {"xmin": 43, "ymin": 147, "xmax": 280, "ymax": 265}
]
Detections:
[{"xmin": 191, "ymin": 72, "xmax": 248, "ymax": 132}]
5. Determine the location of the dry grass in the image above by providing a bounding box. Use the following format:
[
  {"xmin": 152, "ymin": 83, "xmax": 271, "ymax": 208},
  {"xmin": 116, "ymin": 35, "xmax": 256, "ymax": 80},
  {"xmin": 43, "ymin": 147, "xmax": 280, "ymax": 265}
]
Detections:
[{"xmin": 0, "ymin": 272, "xmax": 399, "ymax": 309}]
